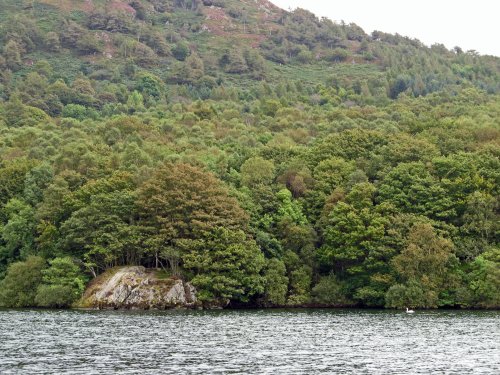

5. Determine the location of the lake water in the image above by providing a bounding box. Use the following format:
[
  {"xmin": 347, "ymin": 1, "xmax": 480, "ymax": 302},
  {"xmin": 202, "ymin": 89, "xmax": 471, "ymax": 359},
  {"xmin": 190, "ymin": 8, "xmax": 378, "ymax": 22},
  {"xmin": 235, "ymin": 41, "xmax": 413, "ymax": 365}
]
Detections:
[{"xmin": 0, "ymin": 309, "xmax": 499, "ymax": 374}]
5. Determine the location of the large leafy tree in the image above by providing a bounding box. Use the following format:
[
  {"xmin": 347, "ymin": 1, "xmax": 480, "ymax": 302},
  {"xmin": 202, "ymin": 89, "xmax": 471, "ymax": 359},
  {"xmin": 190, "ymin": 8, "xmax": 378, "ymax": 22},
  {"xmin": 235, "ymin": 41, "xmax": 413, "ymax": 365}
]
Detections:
[
  {"xmin": 377, "ymin": 162, "xmax": 456, "ymax": 220},
  {"xmin": 386, "ymin": 224, "xmax": 458, "ymax": 308},
  {"xmin": 180, "ymin": 227, "xmax": 265, "ymax": 305},
  {"xmin": 318, "ymin": 183, "xmax": 394, "ymax": 305},
  {"xmin": 467, "ymin": 247, "xmax": 500, "ymax": 308},
  {"xmin": 137, "ymin": 163, "xmax": 249, "ymax": 273},
  {"xmin": 59, "ymin": 174, "xmax": 141, "ymax": 276},
  {"xmin": 262, "ymin": 258, "xmax": 289, "ymax": 306},
  {"xmin": 240, "ymin": 156, "xmax": 275, "ymax": 188},
  {"xmin": 0, "ymin": 199, "xmax": 37, "ymax": 272},
  {"xmin": 0, "ymin": 159, "xmax": 35, "ymax": 210}
]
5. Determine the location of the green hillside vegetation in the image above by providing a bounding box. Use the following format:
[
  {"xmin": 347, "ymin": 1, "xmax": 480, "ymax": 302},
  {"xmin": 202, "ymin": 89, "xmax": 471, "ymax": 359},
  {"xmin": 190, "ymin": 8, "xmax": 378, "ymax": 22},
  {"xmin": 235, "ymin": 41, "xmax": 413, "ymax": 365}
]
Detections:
[{"xmin": 0, "ymin": 0, "xmax": 499, "ymax": 309}]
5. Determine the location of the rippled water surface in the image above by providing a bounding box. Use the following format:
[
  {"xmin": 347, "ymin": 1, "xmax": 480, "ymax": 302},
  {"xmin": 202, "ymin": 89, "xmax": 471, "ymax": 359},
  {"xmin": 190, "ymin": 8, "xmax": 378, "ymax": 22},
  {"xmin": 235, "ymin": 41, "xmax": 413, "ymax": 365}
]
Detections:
[{"xmin": 0, "ymin": 309, "xmax": 499, "ymax": 374}]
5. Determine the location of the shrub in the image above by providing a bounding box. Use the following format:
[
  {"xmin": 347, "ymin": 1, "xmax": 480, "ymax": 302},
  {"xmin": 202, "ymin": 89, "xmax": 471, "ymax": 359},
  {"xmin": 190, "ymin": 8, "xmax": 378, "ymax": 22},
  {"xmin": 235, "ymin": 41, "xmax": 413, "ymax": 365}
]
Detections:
[
  {"xmin": 0, "ymin": 256, "xmax": 46, "ymax": 307},
  {"xmin": 62, "ymin": 104, "xmax": 98, "ymax": 121},
  {"xmin": 311, "ymin": 275, "xmax": 350, "ymax": 305},
  {"xmin": 172, "ymin": 43, "xmax": 189, "ymax": 61},
  {"xmin": 35, "ymin": 257, "xmax": 87, "ymax": 308},
  {"xmin": 35, "ymin": 285, "xmax": 75, "ymax": 308}
]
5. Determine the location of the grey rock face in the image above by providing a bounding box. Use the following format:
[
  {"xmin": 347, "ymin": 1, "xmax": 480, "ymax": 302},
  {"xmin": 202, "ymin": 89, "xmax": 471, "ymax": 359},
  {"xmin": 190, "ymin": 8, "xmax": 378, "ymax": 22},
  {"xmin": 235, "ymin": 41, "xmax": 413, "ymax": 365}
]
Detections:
[{"xmin": 81, "ymin": 266, "xmax": 198, "ymax": 309}]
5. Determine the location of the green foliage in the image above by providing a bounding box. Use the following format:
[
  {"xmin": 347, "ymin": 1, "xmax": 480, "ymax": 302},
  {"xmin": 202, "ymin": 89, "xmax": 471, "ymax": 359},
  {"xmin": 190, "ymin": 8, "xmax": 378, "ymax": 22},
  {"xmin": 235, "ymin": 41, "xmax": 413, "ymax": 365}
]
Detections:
[
  {"xmin": 378, "ymin": 163, "xmax": 456, "ymax": 220},
  {"xmin": 324, "ymin": 48, "xmax": 350, "ymax": 62},
  {"xmin": 0, "ymin": 159, "xmax": 35, "ymax": 208},
  {"xmin": 3, "ymin": 40, "xmax": 22, "ymax": 71},
  {"xmin": 137, "ymin": 162, "xmax": 250, "ymax": 287},
  {"xmin": 311, "ymin": 275, "xmax": 351, "ymax": 306},
  {"xmin": 0, "ymin": 256, "xmax": 46, "ymax": 307},
  {"xmin": 126, "ymin": 91, "xmax": 145, "ymax": 112},
  {"xmin": 276, "ymin": 189, "xmax": 308, "ymax": 226},
  {"xmin": 35, "ymin": 257, "xmax": 87, "ymax": 308},
  {"xmin": 240, "ymin": 157, "xmax": 275, "ymax": 188},
  {"xmin": 62, "ymin": 104, "xmax": 98, "ymax": 121},
  {"xmin": 76, "ymin": 33, "xmax": 103, "ymax": 54},
  {"xmin": 0, "ymin": 0, "xmax": 497, "ymax": 310},
  {"xmin": 283, "ymin": 250, "xmax": 312, "ymax": 305},
  {"xmin": 35, "ymin": 285, "xmax": 75, "ymax": 308},
  {"xmin": 467, "ymin": 248, "xmax": 500, "ymax": 308},
  {"xmin": 3, "ymin": 94, "xmax": 50, "ymax": 127},
  {"xmin": 60, "ymin": 176, "xmax": 141, "ymax": 275},
  {"xmin": 385, "ymin": 281, "xmax": 428, "ymax": 309},
  {"xmin": 135, "ymin": 73, "xmax": 165, "ymax": 101},
  {"xmin": 262, "ymin": 258, "xmax": 288, "ymax": 306},
  {"xmin": 180, "ymin": 227, "xmax": 265, "ymax": 305},
  {"xmin": 1, "ymin": 199, "xmax": 37, "ymax": 267},
  {"xmin": 172, "ymin": 43, "xmax": 190, "ymax": 61},
  {"xmin": 388, "ymin": 224, "xmax": 458, "ymax": 308},
  {"xmin": 318, "ymin": 185, "xmax": 388, "ymax": 271}
]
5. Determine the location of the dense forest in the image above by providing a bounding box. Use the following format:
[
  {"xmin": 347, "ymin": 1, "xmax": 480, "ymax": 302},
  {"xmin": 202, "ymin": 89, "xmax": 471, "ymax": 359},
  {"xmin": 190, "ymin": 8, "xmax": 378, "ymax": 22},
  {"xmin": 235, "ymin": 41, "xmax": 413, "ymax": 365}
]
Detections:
[{"xmin": 0, "ymin": 0, "xmax": 498, "ymax": 309}]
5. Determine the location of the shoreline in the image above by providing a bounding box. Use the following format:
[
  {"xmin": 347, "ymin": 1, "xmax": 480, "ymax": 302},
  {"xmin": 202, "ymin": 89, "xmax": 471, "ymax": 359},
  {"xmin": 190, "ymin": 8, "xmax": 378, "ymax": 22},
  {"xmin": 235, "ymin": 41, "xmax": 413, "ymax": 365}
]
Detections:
[{"xmin": 1, "ymin": 306, "xmax": 499, "ymax": 312}]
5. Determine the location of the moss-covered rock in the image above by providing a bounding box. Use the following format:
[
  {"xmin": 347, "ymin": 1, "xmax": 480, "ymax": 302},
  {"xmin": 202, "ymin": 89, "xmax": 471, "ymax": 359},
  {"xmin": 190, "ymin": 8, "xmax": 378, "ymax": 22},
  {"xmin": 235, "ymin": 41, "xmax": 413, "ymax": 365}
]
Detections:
[{"xmin": 76, "ymin": 266, "xmax": 198, "ymax": 309}]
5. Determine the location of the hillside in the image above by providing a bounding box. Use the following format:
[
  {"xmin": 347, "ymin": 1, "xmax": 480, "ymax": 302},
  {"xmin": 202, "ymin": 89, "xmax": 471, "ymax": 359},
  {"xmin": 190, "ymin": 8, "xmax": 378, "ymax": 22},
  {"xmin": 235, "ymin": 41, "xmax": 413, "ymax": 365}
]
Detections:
[
  {"xmin": 0, "ymin": 0, "xmax": 499, "ymax": 310},
  {"xmin": 0, "ymin": 0, "xmax": 499, "ymax": 101}
]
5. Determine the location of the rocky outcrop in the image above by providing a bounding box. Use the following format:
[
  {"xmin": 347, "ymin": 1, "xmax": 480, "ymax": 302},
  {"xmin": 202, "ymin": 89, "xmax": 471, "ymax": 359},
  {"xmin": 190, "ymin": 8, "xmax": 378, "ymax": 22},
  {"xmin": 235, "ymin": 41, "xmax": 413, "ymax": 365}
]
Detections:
[{"xmin": 78, "ymin": 266, "xmax": 198, "ymax": 309}]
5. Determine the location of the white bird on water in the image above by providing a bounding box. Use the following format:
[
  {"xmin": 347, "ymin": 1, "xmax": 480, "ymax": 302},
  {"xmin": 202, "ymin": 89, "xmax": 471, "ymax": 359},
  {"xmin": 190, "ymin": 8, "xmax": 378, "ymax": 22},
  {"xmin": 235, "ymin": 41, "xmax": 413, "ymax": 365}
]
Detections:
[{"xmin": 406, "ymin": 307, "xmax": 415, "ymax": 314}]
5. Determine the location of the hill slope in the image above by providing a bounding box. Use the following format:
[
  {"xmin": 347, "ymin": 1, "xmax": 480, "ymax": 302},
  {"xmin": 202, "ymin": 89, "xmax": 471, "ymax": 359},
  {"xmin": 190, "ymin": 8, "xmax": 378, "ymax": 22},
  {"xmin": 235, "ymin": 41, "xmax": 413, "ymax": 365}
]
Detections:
[
  {"xmin": 0, "ymin": 0, "xmax": 498, "ymax": 102},
  {"xmin": 0, "ymin": 0, "xmax": 498, "ymax": 310}
]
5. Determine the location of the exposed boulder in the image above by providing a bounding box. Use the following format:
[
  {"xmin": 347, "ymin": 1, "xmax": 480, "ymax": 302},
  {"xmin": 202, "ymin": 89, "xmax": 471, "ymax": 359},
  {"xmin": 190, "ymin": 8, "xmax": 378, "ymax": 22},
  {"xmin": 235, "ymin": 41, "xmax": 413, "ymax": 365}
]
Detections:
[{"xmin": 78, "ymin": 266, "xmax": 198, "ymax": 309}]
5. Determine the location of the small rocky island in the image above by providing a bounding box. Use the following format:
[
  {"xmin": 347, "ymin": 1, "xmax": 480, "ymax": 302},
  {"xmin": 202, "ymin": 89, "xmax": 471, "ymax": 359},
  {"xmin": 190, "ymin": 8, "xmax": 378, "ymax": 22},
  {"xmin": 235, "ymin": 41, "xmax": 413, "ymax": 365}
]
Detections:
[{"xmin": 78, "ymin": 267, "xmax": 198, "ymax": 310}]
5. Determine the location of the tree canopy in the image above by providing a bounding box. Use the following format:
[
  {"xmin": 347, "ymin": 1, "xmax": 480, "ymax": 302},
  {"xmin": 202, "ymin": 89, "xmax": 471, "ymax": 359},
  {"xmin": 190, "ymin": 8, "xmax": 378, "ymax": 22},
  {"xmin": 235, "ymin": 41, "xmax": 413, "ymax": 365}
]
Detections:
[{"xmin": 0, "ymin": 0, "xmax": 498, "ymax": 309}]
